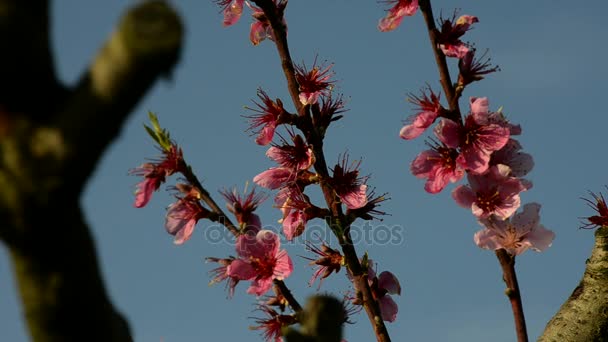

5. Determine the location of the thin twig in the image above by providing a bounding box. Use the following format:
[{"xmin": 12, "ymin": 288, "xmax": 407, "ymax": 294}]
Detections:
[
  {"xmin": 495, "ymin": 249, "xmax": 529, "ymax": 342},
  {"xmin": 418, "ymin": 0, "xmax": 460, "ymax": 116}
]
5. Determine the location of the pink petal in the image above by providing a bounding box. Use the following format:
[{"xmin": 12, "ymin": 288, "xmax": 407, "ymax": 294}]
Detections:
[
  {"xmin": 474, "ymin": 124, "xmax": 510, "ymax": 152},
  {"xmin": 222, "ymin": 0, "xmax": 245, "ymax": 27},
  {"xmin": 255, "ymin": 122, "xmax": 277, "ymax": 145},
  {"xmin": 273, "ymin": 250, "xmax": 293, "ymax": 279},
  {"xmin": 282, "ymin": 211, "xmax": 306, "ymax": 240},
  {"xmin": 256, "ymin": 230, "xmax": 281, "ymax": 257},
  {"xmin": 250, "ymin": 21, "xmax": 270, "ymax": 46},
  {"xmin": 379, "ymin": 296, "xmax": 399, "ymax": 322},
  {"xmin": 378, "ymin": 271, "xmax": 401, "ymax": 295},
  {"xmin": 247, "ymin": 277, "xmax": 274, "ymax": 296},
  {"xmin": 399, "ymin": 111, "xmax": 437, "ymax": 140},
  {"xmin": 457, "ymin": 147, "xmax": 490, "ymax": 174},
  {"xmin": 525, "ymin": 224, "xmax": 555, "ymax": 252},
  {"xmin": 434, "ymin": 119, "xmax": 461, "ymax": 148},
  {"xmin": 378, "ymin": 13, "xmax": 407, "ymax": 32},
  {"xmin": 134, "ymin": 178, "xmax": 158, "ymax": 208},
  {"xmin": 425, "ymin": 163, "xmax": 464, "ymax": 194},
  {"xmin": 227, "ymin": 259, "xmax": 256, "ymax": 280},
  {"xmin": 378, "ymin": 0, "xmax": 419, "ymax": 32},
  {"xmin": 440, "ymin": 43, "xmax": 470, "ymax": 59},
  {"xmin": 452, "ymin": 185, "xmax": 476, "ymax": 208},
  {"xmin": 492, "ymin": 195, "xmax": 521, "ymax": 220},
  {"xmin": 410, "ymin": 150, "xmax": 440, "ymax": 178},
  {"xmin": 253, "ymin": 167, "xmax": 293, "ymax": 189},
  {"xmin": 235, "ymin": 230, "xmax": 280, "ymax": 259},
  {"xmin": 173, "ymin": 219, "xmax": 196, "ymax": 245},
  {"xmin": 473, "ymin": 228, "xmax": 502, "ymax": 250},
  {"xmin": 511, "ymin": 203, "xmax": 541, "ymax": 234},
  {"xmin": 299, "ymin": 91, "xmax": 321, "ymax": 106},
  {"xmin": 470, "ymin": 97, "xmax": 489, "ymax": 117},
  {"xmin": 341, "ymin": 184, "xmax": 368, "ymax": 209}
]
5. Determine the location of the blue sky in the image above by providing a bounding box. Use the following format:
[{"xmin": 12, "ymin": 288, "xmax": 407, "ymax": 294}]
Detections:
[{"xmin": 2, "ymin": 1, "xmax": 608, "ymax": 341}]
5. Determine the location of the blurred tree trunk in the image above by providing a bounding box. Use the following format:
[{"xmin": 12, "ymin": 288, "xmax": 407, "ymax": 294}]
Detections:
[{"xmin": 0, "ymin": 1, "xmax": 182, "ymax": 341}]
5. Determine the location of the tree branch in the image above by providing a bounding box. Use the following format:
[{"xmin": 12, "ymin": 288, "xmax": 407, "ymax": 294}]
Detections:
[
  {"xmin": 538, "ymin": 227, "xmax": 608, "ymax": 342},
  {"xmin": 0, "ymin": 0, "xmax": 65, "ymax": 119}
]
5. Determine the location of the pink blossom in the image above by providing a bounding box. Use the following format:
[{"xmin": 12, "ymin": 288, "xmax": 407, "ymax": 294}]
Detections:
[
  {"xmin": 330, "ymin": 156, "xmax": 368, "ymax": 209},
  {"xmin": 228, "ymin": 230, "xmax": 293, "ymax": 296},
  {"xmin": 470, "ymin": 97, "xmax": 521, "ymax": 136},
  {"xmin": 452, "ymin": 165, "xmax": 528, "ymax": 219},
  {"xmin": 411, "ymin": 144, "xmax": 464, "ymax": 193},
  {"xmin": 246, "ymin": 89, "xmax": 286, "ymax": 146},
  {"xmin": 438, "ymin": 14, "xmax": 478, "ymax": 58},
  {"xmin": 247, "ymin": 1, "xmax": 287, "ymax": 46},
  {"xmin": 130, "ymin": 144, "xmax": 184, "ymax": 208},
  {"xmin": 458, "ymin": 49, "xmax": 500, "ymax": 87},
  {"xmin": 165, "ymin": 192, "xmax": 209, "ymax": 244},
  {"xmin": 581, "ymin": 189, "xmax": 608, "ymax": 229},
  {"xmin": 366, "ymin": 260, "xmax": 401, "ymax": 322},
  {"xmin": 435, "ymin": 99, "xmax": 510, "ymax": 174},
  {"xmin": 220, "ymin": 186, "xmax": 267, "ymax": 230},
  {"xmin": 276, "ymin": 188, "xmax": 311, "ymax": 239},
  {"xmin": 254, "ymin": 167, "xmax": 294, "ymax": 190},
  {"xmin": 305, "ymin": 241, "xmax": 344, "ymax": 288},
  {"xmin": 215, "ymin": 0, "xmax": 245, "ymax": 27},
  {"xmin": 132, "ymin": 164, "xmax": 163, "ymax": 208},
  {"xmin": 491, "ymin": 139, "xmax": 534, "ymax": 177},
  {"xmin": 206, "ymin": 257, "xmax": 240, "ymax": 297},
  {"xmin": 266, "ymin": 134, "xmax": 315, "ymax": 171},
  {"xmin": 250, "ymin": 18, "xmax": 273, "ymax": 46},
  {"xmin": 345, "ymin": 191, "xmax": 388, "ymax": 221},
  {"xmin": 317, "ymin": 93, "xmax": 346, "ymax": 133},
  {"xmin": 378, "ymin": 0, "xmax": 419, "ymax": 32},
  {"xmin": 400, "ymin": 88, "xmax": 444, "ymax": 140},
  {"xmin": 251, "ymin": 305, "xmax": 296, "ymax": 342},
  {"xmin": 475, "ymin": 203, "xmax": 555, "ymax": 255},
  {"xmin": 294, "ymin": 60, "xmax": 335, "ymax": 106}
]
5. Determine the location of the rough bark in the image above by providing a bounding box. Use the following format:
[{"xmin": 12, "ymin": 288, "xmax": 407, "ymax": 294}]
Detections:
[
  {"xmin": 0, "ymin": 1, "xmax": 183, "ymax": 341},
  {"xmin": 538, "ymin": 227, "xmax": 608, "ymax": 342}
]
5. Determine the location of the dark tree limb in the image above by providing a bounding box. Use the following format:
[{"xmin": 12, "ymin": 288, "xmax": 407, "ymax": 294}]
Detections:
[
  {"xmin": 0, "ymin": 1, "xmax": 183, "ymax": 341},
  {"xmin": 538, "ymin": 227, "xmax": 608, "ymax": 342},
  {"xmin": 0, "ymin": 0, "xmax": 65, "ymax": 118},
  {"xmin": 57, "ymin": 0, "xmax": 183, "ymax": 191}
]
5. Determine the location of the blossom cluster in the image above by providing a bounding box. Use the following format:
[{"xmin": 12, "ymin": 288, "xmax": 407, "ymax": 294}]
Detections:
[
  {"xmin": 380, "ymin": 5, "xmax": 555, "ymax": 256},
  {"xmin": 216, "ymin": 0, "xmax": 287, "ymax": 45}
]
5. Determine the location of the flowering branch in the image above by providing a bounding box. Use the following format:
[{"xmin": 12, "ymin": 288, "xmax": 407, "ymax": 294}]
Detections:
[
  {"xmin": 134, "ymin": 112, "xmax": 304, "ymax": 314},
  {"xmin": 249, "ymin": 1, "xmax": 393, "ymax": 341},
  {"xmin": 397, "ymin": 1, "xmax": 549, "ymax": 341},
  {"xmin": 251, "ymin": 0, "xmax": 304, "ymax": 116}
]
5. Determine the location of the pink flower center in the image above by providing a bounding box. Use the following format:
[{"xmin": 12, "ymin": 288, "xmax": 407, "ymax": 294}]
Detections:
[
  {"xmin": 464, "ymin": 128, "xmax": 479, "ymax": 146},
  {"xmin": 250, "ymin": 257, "xmax": 276, "ymax": 279},
  {"xmin": 501, "ymin": 226, "xmax": 524, "ymax": 249},
  {"xmin": 476, "ymin": 189, "xmax": 500, "ymax": 213}
]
